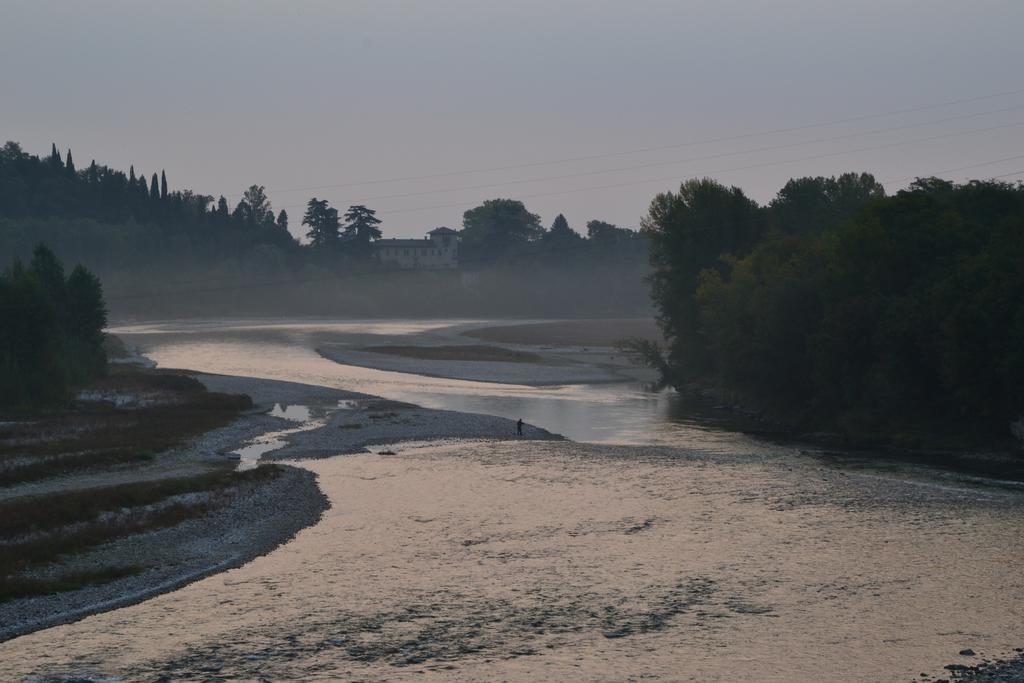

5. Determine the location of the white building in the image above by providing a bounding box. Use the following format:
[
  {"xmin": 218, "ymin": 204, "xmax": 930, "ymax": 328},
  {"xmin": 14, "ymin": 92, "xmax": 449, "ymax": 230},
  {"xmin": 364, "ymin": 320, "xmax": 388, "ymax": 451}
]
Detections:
[{"xmin": 374, "ymin": 227, "xmax": 458, "ymax": 269}]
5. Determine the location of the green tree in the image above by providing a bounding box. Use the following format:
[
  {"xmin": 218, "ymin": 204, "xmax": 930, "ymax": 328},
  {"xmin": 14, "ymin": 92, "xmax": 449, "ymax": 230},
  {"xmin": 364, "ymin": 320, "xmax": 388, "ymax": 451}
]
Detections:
[
  {"xmin": 64, "ymin": 264, "xmax": 108, "ymax": 382},
  {"xmin": 0, "ymin": 259, "xmax": 66, "ymax": 406},
  {"xmin": 1, "ymin": 141, "xmax": 26, "ymax": 162},
  {"xmin": 769, "ymin": 172, "xmax": 884, "ymax": 235},
  {"xmin": 235, "ymin": 185, "xmax": 273, "ymax": 227},
  {"xmin": 216, "ymin": 195, "xmax": 229, "ymax": 218},
  {"xmin": 586, "ymin": 220, "xmax": 634, "ymax": 246},
  {"xmin": 149, "ymin": 173, "xmax": 160, "ymax": 200},
  {"xmin": 276, "ymin": 209, "xmax": 289, "ymax": 232},
  {"xmin": 29, "ymin": 243, "xmax": 67, "ymax": 318},
  {"xmin": 65, "ymin": 148, "xmax": 76, "ymax": 175},
  {"xmin": 1, "ymin": 245, "xmax": 109, "ymax": 406},
  {"xmin": 681, "ymin": 177, "xmax": 1024, "ymax": 440},
  {"xmin": 160, "ymin": 170, "xmax": 168, "ymax": 200},
  {"xmin": 342, "ymin": 205, "xmax": 382, "ymax": 257},
  {"xmin": 303, "ymin": 198, "xmax": 340, "ymax": 248},
  {"xmin": 461, "ymin": 199, "xmax": 543, "ymax": 258},
  {"xmin": 642, "ymin": 178, "xmax": 762, "ymax": 379},
  {"xmin": 541, "ymin": 213, "xmax": 583, "ymax": 249}
]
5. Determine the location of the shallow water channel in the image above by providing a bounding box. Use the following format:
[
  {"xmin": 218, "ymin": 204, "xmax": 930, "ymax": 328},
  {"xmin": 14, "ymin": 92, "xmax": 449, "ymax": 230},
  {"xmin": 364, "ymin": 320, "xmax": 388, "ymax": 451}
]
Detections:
[
  {"xmin": 112, "ymin": 319, "xmax": 761, "ymax": 449},
  {"xmin": 3, "ymin": 319, "xmax": 1023, "ymax": 682}
]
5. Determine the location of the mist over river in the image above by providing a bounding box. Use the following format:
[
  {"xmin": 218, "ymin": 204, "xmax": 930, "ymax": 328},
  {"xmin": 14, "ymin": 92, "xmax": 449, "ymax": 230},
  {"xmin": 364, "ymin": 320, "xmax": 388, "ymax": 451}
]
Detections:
[{"xmin": 3, "ymin": 320, "xmax": 1022, "ymax": 682}]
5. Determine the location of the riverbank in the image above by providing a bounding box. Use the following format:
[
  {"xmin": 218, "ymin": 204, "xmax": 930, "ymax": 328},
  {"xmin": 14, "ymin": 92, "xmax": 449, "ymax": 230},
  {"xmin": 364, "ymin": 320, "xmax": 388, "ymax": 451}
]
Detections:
[
  {"xmin": 0, "ymin": 464, "xmax": 326, "ymax": 642},
  {"xmin": 0, "ymin": 365, "xmax": 326, "ymax": 641},
  {"xmin": 1, "ymin": 359, "xmax": 559, "ymax": 642}
]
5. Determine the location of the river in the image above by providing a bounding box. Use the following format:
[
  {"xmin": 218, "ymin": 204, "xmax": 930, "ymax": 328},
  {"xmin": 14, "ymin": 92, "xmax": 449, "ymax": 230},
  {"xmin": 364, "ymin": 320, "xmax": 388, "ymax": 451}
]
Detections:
[
  {"xmin": 111, "ymin": 318, "xmax": 757, "ymax": 450},
  {"xmin": 2, "ymin": 319, "xmax": 1022, "ymax": 682}
]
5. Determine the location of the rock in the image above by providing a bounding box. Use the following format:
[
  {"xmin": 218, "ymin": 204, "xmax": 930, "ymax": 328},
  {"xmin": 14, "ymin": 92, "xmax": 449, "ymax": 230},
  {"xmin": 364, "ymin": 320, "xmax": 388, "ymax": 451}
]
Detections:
[
  {"xmin": 602, "ymin": 627, "xmax": 632, "ymax": 638},
  {"xmin": 959, "ymin": 648, "xmax": 976, "ymax": 656}
]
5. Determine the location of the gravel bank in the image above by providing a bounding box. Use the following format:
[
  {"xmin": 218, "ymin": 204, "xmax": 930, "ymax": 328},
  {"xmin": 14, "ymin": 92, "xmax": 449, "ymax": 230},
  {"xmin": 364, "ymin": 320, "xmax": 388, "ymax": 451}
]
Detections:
[
  {"xmin": 316, "ymin": 344, "xmax": 625, "ymax": 385},
  {"xmin": 189, "ymin": 371, "xmax": 563, "ymax": 461},
  {"xmin": 0, "ymin": 465, "xmax": 327, "ymax": 642},
  {"xmin": 2, "ymin": 370, "xmax": 559, "ymax": 643},
  {"xmin": 941, "ymin": 651, "xmax": 1024, "ymax": 682}
]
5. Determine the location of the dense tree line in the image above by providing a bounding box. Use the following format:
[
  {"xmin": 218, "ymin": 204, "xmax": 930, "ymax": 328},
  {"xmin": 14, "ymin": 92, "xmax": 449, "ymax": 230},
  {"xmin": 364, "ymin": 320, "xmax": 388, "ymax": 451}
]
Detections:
[
  {"xmin": 643, "ymin": 174, "xmax": 1024, "ymax": 440},
  {"xmin": 1, "ymin": 142, "xmax": 646, "ymax": 271},
  {"xmin": 0, "ymin": 141, "xmax": 651, "ymax": 317},
  {"xmin": 1, "ymin": 245, "xmax": 108, "ymax": 407},
  {"xmin": 457, "ymin": 198, "xmax": 647, "ymax": 268},
  {"xmin": 0, "ymin": 142, "xmax": 298, "ymax": 271}
]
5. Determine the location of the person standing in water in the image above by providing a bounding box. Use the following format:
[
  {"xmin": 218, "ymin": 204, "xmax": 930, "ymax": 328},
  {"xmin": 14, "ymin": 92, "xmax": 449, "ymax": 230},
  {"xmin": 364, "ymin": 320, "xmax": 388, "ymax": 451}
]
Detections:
[{"xmin": 516, "ymin": 418, "xmax": 524, "ymax": 436}]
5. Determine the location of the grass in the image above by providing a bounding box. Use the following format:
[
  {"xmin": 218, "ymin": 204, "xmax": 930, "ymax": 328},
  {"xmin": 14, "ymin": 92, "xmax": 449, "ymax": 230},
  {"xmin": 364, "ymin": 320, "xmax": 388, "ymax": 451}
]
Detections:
[
  {"xmin": 0, "ymin": 466, "xmax": 281, "ymax": 603},
  {"xmin": 0, "ymin": 365, "xmax": 252, "ymax": 486},
  {"xmin": 0, "ymin": 566, "xmax": 146, "ymax": 603},
  {"xmin": 361, "ymin": 344, "xmax": 544, "ymax": 363},
  {"xmin": 0, "ymin": 449, "xmax": 155, "ymax": 487},
  {"xmin": 0, "ymin": 465, "xmax": 280, "ymax": 538},
  {"xmin": 0, "ymin": 360, "xmax": 276, "ymax": 604}
]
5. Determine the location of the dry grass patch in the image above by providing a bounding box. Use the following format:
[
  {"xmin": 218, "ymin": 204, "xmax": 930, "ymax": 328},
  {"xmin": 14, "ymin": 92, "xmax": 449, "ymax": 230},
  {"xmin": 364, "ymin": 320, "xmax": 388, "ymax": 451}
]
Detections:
[
  {"xmin": 0, "ymin": 366, "xmax": 252, "ymax": 486},
  {"xmin": 0, "ymin": 466, "xmax": 281, "ymax": 603}
]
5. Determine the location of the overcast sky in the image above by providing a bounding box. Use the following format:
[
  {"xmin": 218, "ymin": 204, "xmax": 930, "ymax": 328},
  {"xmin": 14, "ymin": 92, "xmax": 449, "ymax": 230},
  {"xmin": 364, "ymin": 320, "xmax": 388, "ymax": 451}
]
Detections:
[{"xmin": 3, "ymin": 0, "xmax": 1023, "ymax": 239}]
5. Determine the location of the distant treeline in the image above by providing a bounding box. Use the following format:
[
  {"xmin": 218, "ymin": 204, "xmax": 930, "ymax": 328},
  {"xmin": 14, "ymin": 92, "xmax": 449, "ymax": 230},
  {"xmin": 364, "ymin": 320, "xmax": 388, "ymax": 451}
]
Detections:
[
  {"xmin": 0, "ymin": 245, "xmax": 107, "ymax": 408},
  {"xmin": 643, "ymin": 173, "xmax": 1024, "ymax": 442},
  {"xmin": 0, "ymin": 141, "xmax": 651, "ymax": 317}
]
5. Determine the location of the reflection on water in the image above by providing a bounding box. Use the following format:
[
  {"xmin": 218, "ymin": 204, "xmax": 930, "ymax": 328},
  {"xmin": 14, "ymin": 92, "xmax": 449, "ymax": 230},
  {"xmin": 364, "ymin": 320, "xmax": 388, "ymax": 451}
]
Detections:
[
  {"xmin": 111, "ymin": 319, "xmax": 764, "ymax": 451},
  {"xmin": 234, "ymin": 403, "xmax": 332, "ymax": 470},
  {"xmin": 269, "ymin": 403, "xmax": 312, "ymax": 422}
]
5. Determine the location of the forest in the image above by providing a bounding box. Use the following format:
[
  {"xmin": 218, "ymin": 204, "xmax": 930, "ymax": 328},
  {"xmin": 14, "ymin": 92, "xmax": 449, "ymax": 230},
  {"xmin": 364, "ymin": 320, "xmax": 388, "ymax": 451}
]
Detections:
[
  {"xmin": 0, "ymin": 245, "xmax": 107, "ymax": 408},
  {"xmin": 643, "ymin": 174, "xmax": 1024, "ymax": 443},
  {"xmin": 0, "ymin": 142, "xmax": 650, "ymax": 318}
]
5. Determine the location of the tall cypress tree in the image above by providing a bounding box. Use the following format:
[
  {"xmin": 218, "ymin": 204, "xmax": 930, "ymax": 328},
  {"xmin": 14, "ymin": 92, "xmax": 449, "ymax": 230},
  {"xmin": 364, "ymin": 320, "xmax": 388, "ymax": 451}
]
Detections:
[
  {"xmin": 160, "ymin": 170, "xmax": 168, "ymax": 200},
  {"xmin": 50, "ymin": 143, "xmax": 63, "ymax": 168},
  {"xmin": 149, "ymin": 173, "xmax": 160, "ymax": 200},
  {"xmin": 129, "ymin": 165, "xmax": 136, "ymax": 184},
  {"xmin": 65, "ymin": 149, "xmax": 76, "ymax": 175}
]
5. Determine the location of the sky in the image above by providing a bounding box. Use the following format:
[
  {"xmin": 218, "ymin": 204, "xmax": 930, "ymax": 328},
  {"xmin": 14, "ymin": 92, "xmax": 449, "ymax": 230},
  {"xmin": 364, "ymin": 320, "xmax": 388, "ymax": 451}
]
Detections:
[{"xmin": 3, "ymin": 0, "xmax": 1024, "ymax": 240}]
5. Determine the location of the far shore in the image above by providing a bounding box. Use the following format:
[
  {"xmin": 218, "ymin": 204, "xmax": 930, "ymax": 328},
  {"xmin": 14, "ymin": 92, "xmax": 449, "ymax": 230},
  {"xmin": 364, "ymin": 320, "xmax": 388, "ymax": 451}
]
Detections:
[{"xmin": 465, "ymin": 318, "xmax": 663, "ymax": 347}]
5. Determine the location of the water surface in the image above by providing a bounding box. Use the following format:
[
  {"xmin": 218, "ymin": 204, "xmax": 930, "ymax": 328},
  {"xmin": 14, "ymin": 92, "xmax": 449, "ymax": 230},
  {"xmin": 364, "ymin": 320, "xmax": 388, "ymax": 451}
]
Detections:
[{"xmin": 112, "ymin": 318, "xmax": 760, "ymax": 450}]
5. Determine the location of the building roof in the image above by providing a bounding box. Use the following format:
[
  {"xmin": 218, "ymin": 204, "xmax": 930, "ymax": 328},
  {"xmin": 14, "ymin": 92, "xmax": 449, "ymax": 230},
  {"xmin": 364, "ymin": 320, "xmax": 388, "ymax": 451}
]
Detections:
[
  {"xmin": 428, "ymin": 226, "xmax": 458, "ymax": 235},
  {"xmin": 374, "ymin": 238, "xmax": 433, "ymax": 248}
]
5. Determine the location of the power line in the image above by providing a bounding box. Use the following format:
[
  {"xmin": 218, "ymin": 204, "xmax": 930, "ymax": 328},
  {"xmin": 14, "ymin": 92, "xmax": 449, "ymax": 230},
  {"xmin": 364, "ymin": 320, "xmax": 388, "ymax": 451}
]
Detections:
[
  {"xmin": 882, "ymin": 153, "xmax": 1024, "ymax": 184},
  {"xmin": 284, "ymin": 119, "xmax": 1024, "ymax": 217},
  {"xmin": 310, "ymin": 103, "xmax": 1024, "ymax": 207},
  {"xmin": 251, "ymin": 86, "xmax": 1024, "ymax": 196}
]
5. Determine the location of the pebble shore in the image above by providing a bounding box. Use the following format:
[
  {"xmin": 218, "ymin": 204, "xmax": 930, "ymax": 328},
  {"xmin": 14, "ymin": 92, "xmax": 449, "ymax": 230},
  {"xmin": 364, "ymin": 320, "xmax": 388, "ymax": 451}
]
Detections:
[{"xmin": 2, "ymin": 370, "xmax": 558, "ymax": 643}]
